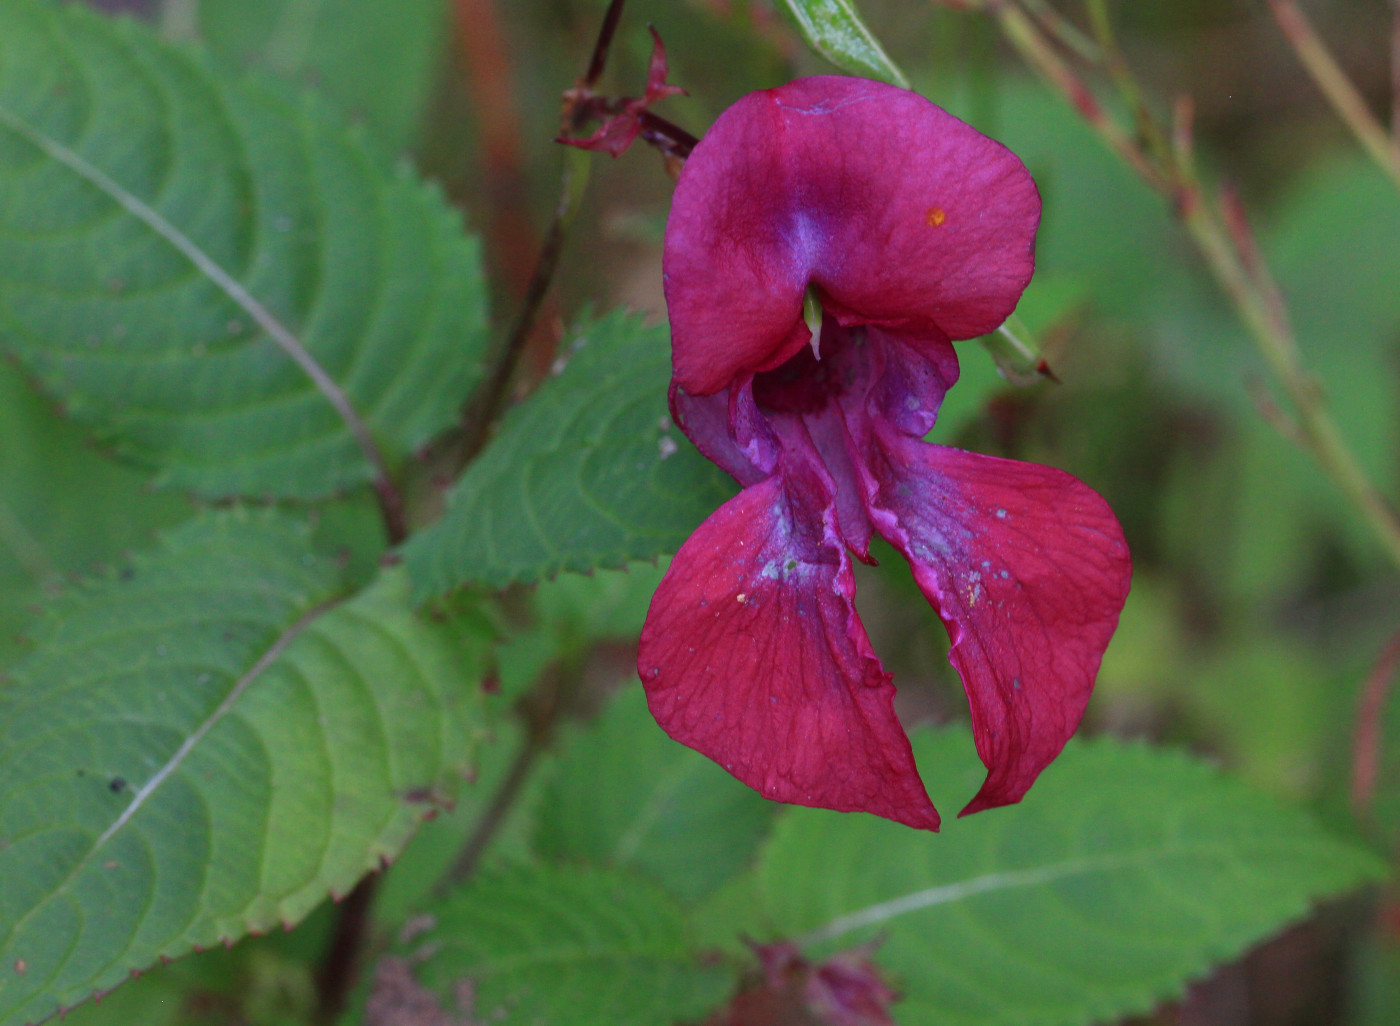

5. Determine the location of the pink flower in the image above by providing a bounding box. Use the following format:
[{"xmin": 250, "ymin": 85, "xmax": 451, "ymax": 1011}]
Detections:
[{"xmin": 638, "ymin": 76, "xmax": 1131, "ymax": 831}]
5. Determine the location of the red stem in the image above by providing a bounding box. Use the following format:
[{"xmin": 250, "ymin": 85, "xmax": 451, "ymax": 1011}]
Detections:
[{"xmin": 1353, "ymin": 625, "xmax": 1400, "ymax": 818}]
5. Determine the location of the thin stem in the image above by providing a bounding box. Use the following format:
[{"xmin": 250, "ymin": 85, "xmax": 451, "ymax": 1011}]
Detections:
[
  {"xmin": 586, "ymin": 0, "xmax": 630, "ymax": 89},
  {"xmin": 453, "ymin": 0, "xmax": 542, "ymax": 304},
  {"xmin": 981, "ymin": 0, "xmax": 1400, "ymax": 574},
  {"xmin": 1020, "ymin": 0, "xmax": 1101, "ymax": 64},
  {"xmin": 1353, "ymin": 625, "xmax": 1400, "ymax": 819},
  {"xmin": 1268, "ymin": 0, "xmax": 1400, "ymax": 190},
  {"xmin": 1082, "ymin": 0, "xmax": 1172, "ymax": 170},
  {"xmin": 436, "ymin": 732, "xmax": 544, "ymax": 892},
  {"xmin": 1392, "ymin": 0, "xmax": 1400, "ymax": 149},
  {"xmin": 994, "ymin": 4, "xmax": 1163, "ymax": 188},
  {"xmin": 1179, "ymin": 188, "xmax": 1400, "ymax": 571},
  {"xmin": 312, "ymin": 875, "xmax": 381, "ymax": 1026},
  {"xmin": 456, "ymin": 155, "xmax": 581, "ymax": 468},
  {"xmin": 436, "ymin": 664, "xmax": 576, "ymax": 893},
  {"xmin": 456, "ymin": 0, "xmax": 654, "ymax": 467}
]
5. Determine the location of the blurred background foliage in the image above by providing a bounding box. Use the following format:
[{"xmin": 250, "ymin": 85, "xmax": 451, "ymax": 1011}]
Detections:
[{"xmin": 11, "ymin": 0, "xmax": 1398, "ymax": 1023}]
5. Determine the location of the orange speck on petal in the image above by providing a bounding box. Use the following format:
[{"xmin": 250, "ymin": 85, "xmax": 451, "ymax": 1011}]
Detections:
[{"xmin": 925, "ymin": 206, "xmax": 947, "ymax": 227}]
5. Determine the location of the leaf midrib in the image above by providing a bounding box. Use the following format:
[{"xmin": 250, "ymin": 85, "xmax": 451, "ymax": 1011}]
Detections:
[
  {"xmin": 0, "ymin": 595, "xmax": 343, "ymax": 953},
  {"xmin": 799, "ymin": 839, "xmax": 1361, "ymax": 946},
  {"xmin": 0, "ymin": 91, "xmax": 390, "ymax": 489}
]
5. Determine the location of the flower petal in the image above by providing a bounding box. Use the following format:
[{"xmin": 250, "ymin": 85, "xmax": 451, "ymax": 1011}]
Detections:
[
  {"xmin": 671, "ymin": 378, "xmax": 779, "ymax": 486},
  {"xmin": 637, "ymin": 471, "xmax": 940, "ymax": 830},
  {"xmin": 865, "ymin": 431, "xmax": 1131, "ymax": 816},
  {"xmin": 664, "ymin": 76, "xmax": 1039, "ymax": 395}
]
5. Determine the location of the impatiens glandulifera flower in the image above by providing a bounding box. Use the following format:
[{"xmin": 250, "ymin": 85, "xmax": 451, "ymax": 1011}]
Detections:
[{"xmin": 637, "ymin": 76, "xmax": 1132, "ymax": 831}]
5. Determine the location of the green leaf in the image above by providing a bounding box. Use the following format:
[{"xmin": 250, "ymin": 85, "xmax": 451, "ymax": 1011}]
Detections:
[
  {"xmin": 537, "ymin": 685, "xmax": 777, "ymax": 903},
  {"xmin": 373, "ymin": 717, "xmax": 543, "ymax": 927},
  {"xmin": 400, "ymin": 864, "xmax": 735, "ymax": 1026},
  {"xmin": 404, "ymin": 310, "xmax": 736, "ymax": 596},
  {"xmin": 185, "ymin": 0, "xmax": 448, "ymax": 153},
  {"xmin": 740, "ymin": 729, "xmax": 1386, "ymax": 1026},
  {"xmin": 778, "ymin": 0, "xmax": 909, "ymax": 88},
  {"xmin": 0, "ymin": 360, "xmax": 190, "ymax": 668},
  {"xmin": 0, "ymin": 0, "xmax": 487, "ymax": 500},
  {"xmin": 0, "ymin": 514, "xmax": 488, "ymax": 1026}
]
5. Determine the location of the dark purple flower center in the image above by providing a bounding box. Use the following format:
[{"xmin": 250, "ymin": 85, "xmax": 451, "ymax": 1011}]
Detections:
[{"xmin": 751, "ymin": 322, "xmax": 855, "ymax": 415}]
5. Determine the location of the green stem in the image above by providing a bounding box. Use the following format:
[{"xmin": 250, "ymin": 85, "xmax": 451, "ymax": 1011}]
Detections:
[
  {"xmin": 986, "ymin": 0, "xmax": 1400, "ymax": 573},
  {"xmin": 1269, "ymin": 0, "xmax": 1400, "ymax": 191},
  {"xmin": 1180, "ymin": 199, "xmax": 1400, "ymax": 570}
]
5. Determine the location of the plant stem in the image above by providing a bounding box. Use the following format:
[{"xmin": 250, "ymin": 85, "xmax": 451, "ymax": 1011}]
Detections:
[
  {"xmin": 987, "ymin": 0, "xmax": 1400, "ymax": 573},
  {"xmin": 455, "ymin": 154, "xmax": 584, "ymax": 469},
  {"xmin": 1353, "ymin": 625, "xmax": 1400, "ymax": 819},
  {"xmin": 1178, "ymin": 191, "xmax": 1400, "ymax": 571},
  {"xmin": 992, "ymin": 4, "xmax": 1163, "ymax": 188},
  {"xmin": 453, "ymin": 0, "xmax": 644, "ymax": 469},
  {"xmin": 1392, "ymin": 0, "xmax": 1400, "ymax": 149},
  {"xmin": 1268, "ymin": 0, "xmax": 1400, "ymax": 190},
  {"xmin": 1082, "ymin": 0, "xmax": 1171, "ymax": 169},
  {"xmin": 312, "ymin": 874, "xmax": 381, "ymax": 1026},
  {"xmin": 453, "ymin": 0, "xmax": 542, "ymax": 302},
  {"xmin": 436, "ymin": 732, "xmax": 544, "ymax": 892},
  {"xmin": 1019, "ymin": 0, "xmax": 1100, "ymax": 64},
  {"xmin": 437, "ymin": 657, "xmax": 577, "ymax": 893}
]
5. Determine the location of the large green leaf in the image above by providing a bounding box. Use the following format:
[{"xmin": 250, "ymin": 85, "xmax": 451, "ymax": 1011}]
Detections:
[
  {"xmin": 536, "ymin": 685, "xmax": 777, "ymax": 903},
  {"xmin": 0, "ymin": 514, "xmax": 487, "ymax": 1026},
  {"xmin": 0, "ymin": 0, "xmax": 487, "ymax": 500},
  {"xmin": 725, "ymin": 729, "xmax": 1386, "ymax": 1026},
  {"xmin": 400, "ymin": 864, "xmax": 734, "ymax": 1026},
  {"xmin": 404, "ymin": 310, "xmax": 735, "ymax": 596},
  {"xmin": 0, "ymin": 360, "xmax": 190, "ymax": 668},
  {"xmin": 186, "ymin": 0, "xmax": 448, "ymax": 153}
]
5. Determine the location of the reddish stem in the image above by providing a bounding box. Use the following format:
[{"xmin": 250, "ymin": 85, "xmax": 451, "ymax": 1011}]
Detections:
[
  {"xmin": 1392, "ymin": 0, "xmax": 1400, "ymax": 148},
  {"xmin": 312, "ymin": 875, "xmax": 381, "ymax": 1025},
  {"xmin": 1353, "ymin": 625, "xmax": 1400, "ymax": 819},
  {"xmin": 453, "ymin": 0, "xmax": 543, "ymax": 302}
]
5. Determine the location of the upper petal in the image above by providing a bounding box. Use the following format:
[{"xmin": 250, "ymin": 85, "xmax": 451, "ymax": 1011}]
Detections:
[
  {"xmin": 637, "ymin": 470, "xmax": 940, "ymax": 830},
  {"xmin": 864, "ymin": 430, "xmax": 1131, "ymax": 816},
  {"xmin": 664, "ymin": 76, "xmax": 1040, "ymax": 395}
]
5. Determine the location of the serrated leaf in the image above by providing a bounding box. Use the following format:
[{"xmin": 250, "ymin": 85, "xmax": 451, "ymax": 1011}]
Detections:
[
  {"xmin": 402, "ymin": 864, "xmax": 734, "ymax": 1026},
  {"xmin": 0, "ymin": 514, "xmax": 488, "ymax": 1026},
  {"xmin": 736, "ymin": 729, "xmax": 1386, "ymax": 1026},
  {"xmin": 537, "ymin": 685, "xmax": 777, "ymax": 903},
  {"xmin": 189, "ymin": 0, "xmax": 448, "ymax": 153},
  {"xmin": 0, "ymin": 0, "xmax": 487, "ymax": 500},
  {"xmin": 404, "ymin": 310, "xmax": 736, "ymax": 596},
  {"xmin": 779, "ymin": 0, "xmax": 909, "ymax": 88}
]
